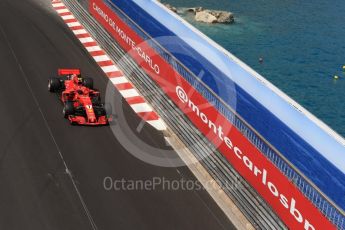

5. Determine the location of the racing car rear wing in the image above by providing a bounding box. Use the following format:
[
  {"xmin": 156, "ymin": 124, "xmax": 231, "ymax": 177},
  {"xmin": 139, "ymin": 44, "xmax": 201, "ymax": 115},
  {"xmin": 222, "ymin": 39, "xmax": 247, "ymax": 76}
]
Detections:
[{"xmin": 58, "ymin": 69, "xmax": 81, "ymax": 76}]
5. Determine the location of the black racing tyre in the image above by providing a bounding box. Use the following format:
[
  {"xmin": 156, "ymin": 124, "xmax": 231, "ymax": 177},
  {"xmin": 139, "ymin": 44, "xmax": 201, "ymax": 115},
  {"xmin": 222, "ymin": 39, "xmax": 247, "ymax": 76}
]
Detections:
[
  {"xmin": 96, "ymin": 108, "xmax": 107, "ymax": 117},
  {"xmin": 70, "ymin": 120, "xmax": 78, "ymax": 126},
  {"xmin": 91, "ymin": 95, "xmax": 101, "ymax": 105},
  {"xmin": 48, "ymin": 78, "xmax": 61, "ymax": 92},
  {"xmin": 82, "ymin": 78, "xmax": 93, "ymax": 89},
  {"xmin": 63, "ymin": 101, "xmax": 75, "ymax": 118}
]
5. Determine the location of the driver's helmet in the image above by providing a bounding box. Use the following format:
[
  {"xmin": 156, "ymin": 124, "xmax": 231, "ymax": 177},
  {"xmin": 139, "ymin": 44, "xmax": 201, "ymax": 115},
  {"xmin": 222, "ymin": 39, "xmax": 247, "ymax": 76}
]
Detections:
[{"xmin": 71, "ymin": 74, "xmax": 79, "ymax": 84}]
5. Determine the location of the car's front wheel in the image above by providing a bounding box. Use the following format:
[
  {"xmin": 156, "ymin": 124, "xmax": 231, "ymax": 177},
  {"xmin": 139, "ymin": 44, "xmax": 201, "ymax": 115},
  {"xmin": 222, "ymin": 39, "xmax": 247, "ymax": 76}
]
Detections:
[{"xmin": 63, "ymin": 101, "xmax": 75, "ymax": 118}]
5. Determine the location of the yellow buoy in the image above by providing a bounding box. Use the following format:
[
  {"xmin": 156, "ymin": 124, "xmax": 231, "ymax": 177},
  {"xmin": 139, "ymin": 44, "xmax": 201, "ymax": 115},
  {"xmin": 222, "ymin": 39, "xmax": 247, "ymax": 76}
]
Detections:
[
  {"xmin": 334, "ymin": 75, "xmax": 339, "ymax": 80},
  {"xmin": 343, "ymin": 65, "xmax": 345, "ymax": 70}
]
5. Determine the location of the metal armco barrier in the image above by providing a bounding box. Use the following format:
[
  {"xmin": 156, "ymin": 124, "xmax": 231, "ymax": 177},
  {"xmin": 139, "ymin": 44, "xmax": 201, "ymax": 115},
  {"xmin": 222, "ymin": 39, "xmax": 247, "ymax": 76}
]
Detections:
[{"xmin": 65, "ymin": 0, "xmax": 344, "ymax": 229}]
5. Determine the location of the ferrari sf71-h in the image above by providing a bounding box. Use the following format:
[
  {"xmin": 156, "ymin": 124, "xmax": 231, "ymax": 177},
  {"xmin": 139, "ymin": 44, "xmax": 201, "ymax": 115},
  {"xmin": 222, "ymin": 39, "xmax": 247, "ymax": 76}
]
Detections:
[{"xmin": 48, "ymin": 69, "xmax": 111, "ymax": 125}]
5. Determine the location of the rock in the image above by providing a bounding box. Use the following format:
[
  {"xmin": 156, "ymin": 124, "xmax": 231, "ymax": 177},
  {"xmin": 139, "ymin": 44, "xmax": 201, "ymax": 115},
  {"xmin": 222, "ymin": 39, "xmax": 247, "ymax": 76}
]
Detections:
[
  {"xmin": 157, "ymin": 1, "xmax": 177, "ymax": 13},
  {"xmin": 211, "ymin": 11, "xmax": 234, "ymax": 23},
  {"xmin": 195, "ymin": 11, "xmax": 218, "ymax": 23},
  {"xmin": 158, "ymin": 2, "xmax": 235, "ymax": 24},
  {"xmin": 195, "ymin": 10, "xmax": 234, "ymax": 24},
  {"xmin": 186, "ymin": 7, "xmax": 204, "ymax": 14},
  {"xmin": 164, "ymin": 3, "xmax": 177, "ymax": 13}
]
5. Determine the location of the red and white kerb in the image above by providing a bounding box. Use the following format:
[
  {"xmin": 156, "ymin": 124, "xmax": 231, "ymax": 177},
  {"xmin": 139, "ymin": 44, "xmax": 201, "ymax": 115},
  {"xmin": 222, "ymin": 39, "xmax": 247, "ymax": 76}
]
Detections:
[{"xmin": 51, "ymin": 0, "xmax": 166, "ymax": 131}]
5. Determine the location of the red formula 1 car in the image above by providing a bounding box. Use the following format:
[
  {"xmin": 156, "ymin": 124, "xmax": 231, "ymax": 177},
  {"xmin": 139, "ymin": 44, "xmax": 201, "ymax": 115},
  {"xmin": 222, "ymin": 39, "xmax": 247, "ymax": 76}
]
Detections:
[{"xmin": 48, "ymin": 69, "xmax": 111, "ymax": 125}]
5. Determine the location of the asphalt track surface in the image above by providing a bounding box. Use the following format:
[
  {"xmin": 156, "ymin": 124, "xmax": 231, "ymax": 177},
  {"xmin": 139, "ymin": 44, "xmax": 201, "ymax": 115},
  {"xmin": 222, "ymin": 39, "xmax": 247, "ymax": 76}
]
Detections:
[{"xmin": 0, "ymin": 0, "xmax": 236, "ymax": 229}]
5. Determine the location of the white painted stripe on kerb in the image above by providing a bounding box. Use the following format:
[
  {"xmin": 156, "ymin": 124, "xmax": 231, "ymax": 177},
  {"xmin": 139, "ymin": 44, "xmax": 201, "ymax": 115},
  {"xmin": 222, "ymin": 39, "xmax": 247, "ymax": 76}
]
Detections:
[
  {"xmin": 79, "ymin": 37, "xmax": 94, "ymax": 43},
  {"xmin": 73, "ymin": 29, "xmax": 88, "ymax": 35},
  {"xmin": 61, "ymin": 15, "xmax": 75, "ymax": 20},
  {"xmin": 130, "ymin": 103, "xmax": 153, "ymax": 113},
  {"xmin": 93, "ymin": 55, "xmax": 110, "ymax": 62},
  {"xmin": 57, "ymin": 9, "xmax": 69, "ymax": 14},
  {"xmin": 67, "ymin": 22, "xmax": 81, "ymax": 27},
  {"xmin": 110, "ymin": 77, "xmax": 128, "ymax": 85},
  {"xmin": 52, "ymin": 3, "xmax": 64, "ymax": 8},
  {"xmin": 86, "ymin": 46, "xmax": 102, "ymax": 52},
  {"xmin": 147, "ymin": 120, "xmax": 167, "ymax": 131},
  {"xmin": 101, "ymin": 65, "xmax": 118, "ymax": 73},
  {"xmin": 119, "ymin": 89, "xmax": 140, "ymax": 98}
]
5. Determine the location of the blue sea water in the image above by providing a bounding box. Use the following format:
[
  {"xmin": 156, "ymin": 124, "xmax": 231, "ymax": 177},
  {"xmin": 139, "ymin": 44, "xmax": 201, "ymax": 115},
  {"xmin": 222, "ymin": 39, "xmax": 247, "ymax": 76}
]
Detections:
[{"xmin": 164, "ymin": 0, "xmax": 345, "ymax": 137}]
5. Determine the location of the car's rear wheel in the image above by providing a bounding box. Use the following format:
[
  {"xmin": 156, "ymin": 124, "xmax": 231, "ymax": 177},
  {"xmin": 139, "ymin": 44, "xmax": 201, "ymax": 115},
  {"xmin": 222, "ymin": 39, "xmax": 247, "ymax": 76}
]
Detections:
[
  {"xmin": 82, "ymin": 78, "xmax": 93, "ymax": 89},
  {"xmin": 48, "ymin": 78, "xmax": 61, "ymax": 92},
  {"xmin": 63, "ymin": 101, "xmax": 75, "ymax": 118},
  {"xmin": 70, "ymin": 120, "xmax": 77, "ymax": 126}
]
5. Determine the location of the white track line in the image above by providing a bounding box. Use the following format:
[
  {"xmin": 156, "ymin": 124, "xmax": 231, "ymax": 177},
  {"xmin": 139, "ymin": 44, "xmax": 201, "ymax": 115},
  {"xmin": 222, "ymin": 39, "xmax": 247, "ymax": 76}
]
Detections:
[
  {"xmin": 57, "ymin": 9, "xmax": 69, "ymax": 14},
  {"xmin": 79, "ymin": 37, "xmax": 94, "ymax": 43},
  {"xmin": 61, "ymin": 15, "xmax": 75, "ymax": 20},
  {"xmin": 119, "ymin": 89, "xmax": 140, "ymax": 98},
  {"xmin": 86, "ymin": 46, "xmax": 102, "ymax": 52},
  {"xmin": 67, "ymin": 22, "xmax": 81, "ymax": 27},
  {"xmin": 72, "ymin": 29, "xmax": 88, "ymax": 35},
  {"xmin": 101, "ymin": 65, "xmax": 118, "ymax": 73},
  {"xmin": 147, "ymin": 120, "xmax": 167, "ymax": 131},
  {"xmin": 93, "ymin": 55, "xmax": 111, "ymax": 62},
  {"xmin": 110, "ymin": 77, "xmax": 128, "ymax": 84},
  {"xmin": 130, "ymin": 103, "xmax": 153, "ymax": 113},
  {"xmin": 52, "ymin": 3, "xmax": 64, "ymax": 7}
]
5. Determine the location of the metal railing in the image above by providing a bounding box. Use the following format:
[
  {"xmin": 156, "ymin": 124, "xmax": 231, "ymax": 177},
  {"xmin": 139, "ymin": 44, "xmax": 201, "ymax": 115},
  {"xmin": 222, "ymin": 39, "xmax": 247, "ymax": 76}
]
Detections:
[{"xmin": 66, "ymin": 0, "xmax": 345, "ymax": 228}]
